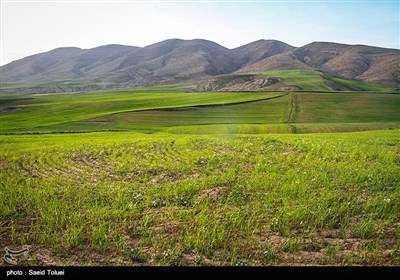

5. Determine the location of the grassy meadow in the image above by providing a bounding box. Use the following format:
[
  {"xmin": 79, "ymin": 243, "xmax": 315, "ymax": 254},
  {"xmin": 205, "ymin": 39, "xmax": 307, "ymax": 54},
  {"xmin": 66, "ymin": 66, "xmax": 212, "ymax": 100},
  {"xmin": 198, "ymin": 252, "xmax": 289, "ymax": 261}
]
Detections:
[
  {"xmin": 0, "ymin": 131, "xmax": 399, "ymax": 265},
  {"xmin": 1, "ymin": 90, "xmax": 399, "ymax": 134},
  {"xmin": 1, "ymin": 71, "xmax": 399, "ymax": 266}
]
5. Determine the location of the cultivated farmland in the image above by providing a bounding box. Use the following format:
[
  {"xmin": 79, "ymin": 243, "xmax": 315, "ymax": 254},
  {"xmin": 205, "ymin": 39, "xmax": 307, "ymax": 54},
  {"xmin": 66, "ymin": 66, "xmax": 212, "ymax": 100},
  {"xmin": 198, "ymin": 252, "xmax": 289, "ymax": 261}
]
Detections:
[
  {"xmin": 1, "ymin": 75, "xmax": 399, "ymax": 266},
  {"xmin": 0, "ymin": 131, "xmax": 399, "ymax": 265}
]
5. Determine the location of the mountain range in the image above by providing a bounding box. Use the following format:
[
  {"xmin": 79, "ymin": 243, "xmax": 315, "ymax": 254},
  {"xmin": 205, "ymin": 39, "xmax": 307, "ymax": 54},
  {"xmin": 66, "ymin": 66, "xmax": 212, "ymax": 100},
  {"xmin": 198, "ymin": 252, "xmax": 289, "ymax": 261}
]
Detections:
[{"xmin": 1, "ymin": 39, "xmax": 399, "ymax": 92}]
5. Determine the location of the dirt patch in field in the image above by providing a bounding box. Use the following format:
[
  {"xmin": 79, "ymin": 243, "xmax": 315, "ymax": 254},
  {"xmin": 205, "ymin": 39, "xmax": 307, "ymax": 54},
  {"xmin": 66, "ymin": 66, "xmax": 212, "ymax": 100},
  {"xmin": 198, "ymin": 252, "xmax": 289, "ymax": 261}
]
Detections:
[
  {"xmin": 150, "ymin": 172, "xmax": 180, "ymax": 184},
  {"xmin": 181, "ymin": 253, "xmax": 212, "ymax": 266},
  {"xmin": 259, "ymin": 227, "xmax": 400, "ymax": 265},
  {"xmin": 0, "ymin": 106, "xmax": 21, "ymax": 113},
  {"xmin": 191, "ymin": 75, "xmax": 281, "ymax": 92},
  {"xmin": 263, "ymin": 234, "xmax": 286, "ymax": 247},
  {"xmin": 195, "ymin": 186, "xmax": 230, "ymax": 202},
  {"xmin": 318, "ymin": 228, "xmax": 341, "ymax": 239},
  {"xmin": 31, "ymin": 247, "xmax": 133, "ymax": 266},
  {"xmin": 281, "ymin": 251, "xmax": 324, "ymax": 266},
  {"xmin": 190, "ymin": 173, "xmax": 201, "ymax": 179}
]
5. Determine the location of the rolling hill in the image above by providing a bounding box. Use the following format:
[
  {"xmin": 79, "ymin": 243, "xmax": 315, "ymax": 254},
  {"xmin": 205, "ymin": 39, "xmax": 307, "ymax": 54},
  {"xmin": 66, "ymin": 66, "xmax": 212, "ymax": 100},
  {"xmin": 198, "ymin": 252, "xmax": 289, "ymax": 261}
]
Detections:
[
  {"xmin": 1, "ymin": 39, "xmax": 399, "ymax": 92},
  {"xmin": 238, "ymin": 42, "xmax": 400, "ymax": 86}
]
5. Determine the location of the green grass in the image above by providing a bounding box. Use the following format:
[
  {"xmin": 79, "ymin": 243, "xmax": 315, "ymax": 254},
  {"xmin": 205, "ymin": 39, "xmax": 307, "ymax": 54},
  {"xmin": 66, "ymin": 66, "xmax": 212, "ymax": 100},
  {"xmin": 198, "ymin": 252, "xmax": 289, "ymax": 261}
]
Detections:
[
  {"xmin": 1, "ymin": 71, "xmax": 399, "ymax": 266},
  {"xmin": 255, "ymin": 69, "xmax": 397, "ymax": 92},
  {"xmin": 324, "ymin": 75, "xmax": 398, "ymax": 92},
  {"xmin": 1, "ymin": 89, "xmax": 399, "ymax": 134},
  {"xmin": 292, "ymin": 92, "xmax": 400, "ymax": 123},
  {"xmin": 259, "ymin": 69, "xmax": 332, "ymax": 91},
  {"xmin": 1, "ymin": 130, "xmax": 399, "ymax": 265},
  {"xmin": 1, "ymin": 81, "xmax": 399, "ymax": 266},
  {"xmin": 0, "ymin": 91, "xmax": 280, "ymax": 132},
  {"xmin": 164, "ymin": 123, "xmax": 400, "ymax": 135},
  {"xmin": 41, "ymin": 93, "xmax": 287, "ymax": 132},
  {"xmin": 1, "ymin": 68, "xmax": 398, "ymax": 134}
]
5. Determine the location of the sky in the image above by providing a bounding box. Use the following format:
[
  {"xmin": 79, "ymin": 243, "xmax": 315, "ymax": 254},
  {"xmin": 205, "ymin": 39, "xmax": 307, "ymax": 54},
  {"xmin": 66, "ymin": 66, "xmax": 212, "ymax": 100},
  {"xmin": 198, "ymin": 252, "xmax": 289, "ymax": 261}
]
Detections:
[{"xmin": 1, "ymin": 0, "xmax": 399, "ymax": 66}]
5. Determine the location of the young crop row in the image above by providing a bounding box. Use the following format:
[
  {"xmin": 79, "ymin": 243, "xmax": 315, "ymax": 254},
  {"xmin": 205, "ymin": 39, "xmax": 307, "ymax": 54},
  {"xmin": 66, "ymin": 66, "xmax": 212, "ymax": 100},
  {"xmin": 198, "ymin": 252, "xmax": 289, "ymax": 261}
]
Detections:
[{"xmin": 0, "ymin": 131, "xmax": 399, "ymax": 265}]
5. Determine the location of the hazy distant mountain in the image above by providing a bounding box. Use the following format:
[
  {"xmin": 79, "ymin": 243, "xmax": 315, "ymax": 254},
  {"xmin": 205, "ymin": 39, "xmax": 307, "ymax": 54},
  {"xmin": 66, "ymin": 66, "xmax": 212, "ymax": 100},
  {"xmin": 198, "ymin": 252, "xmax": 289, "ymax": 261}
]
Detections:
[
  {"xmin": 1, "ymin": 39, "xmax": 399, "ymax": 92},
  {"xmin": 0, "ymin": 45, "xmax": 138, "ymax": 83}
]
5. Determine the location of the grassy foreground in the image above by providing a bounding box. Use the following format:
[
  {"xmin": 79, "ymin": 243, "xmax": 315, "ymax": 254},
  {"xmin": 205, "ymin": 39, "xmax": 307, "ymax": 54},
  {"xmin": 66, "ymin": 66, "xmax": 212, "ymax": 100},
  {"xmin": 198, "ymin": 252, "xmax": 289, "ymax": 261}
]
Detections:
[{"xmin": 1, "ymin": 130, "xmax": 399, "ymax": 266}]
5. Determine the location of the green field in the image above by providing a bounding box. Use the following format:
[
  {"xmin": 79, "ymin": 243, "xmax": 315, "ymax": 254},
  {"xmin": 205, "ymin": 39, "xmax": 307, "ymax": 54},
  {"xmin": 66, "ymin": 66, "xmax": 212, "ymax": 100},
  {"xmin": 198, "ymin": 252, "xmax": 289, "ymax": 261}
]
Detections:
[
  {"xmin": 1, "ymin": 73, "xmax": 400, "ymax": 266},
  {"xmin": 1, "ymin": 130, "xmax": 399, "ymax": 265},
  {"xmin": 0, "ymin": 90, "xmax": 283, "ymax": 132},
  {"xmin": 1, "ymin": 88, "xmax": 399, "ymax": 134},
  {"xmin": 259, "ymin": 70, "xmax": 332, "ymax": 91},
  {"xmin": 258, "ymin": 69, "xmax": 398, "ymax": 92}
]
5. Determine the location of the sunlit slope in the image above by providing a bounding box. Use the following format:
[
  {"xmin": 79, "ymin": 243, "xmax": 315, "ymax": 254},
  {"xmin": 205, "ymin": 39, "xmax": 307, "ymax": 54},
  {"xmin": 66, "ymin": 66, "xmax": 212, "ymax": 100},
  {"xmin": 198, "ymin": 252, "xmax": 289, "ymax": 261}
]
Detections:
[
  {"xmin": 256, "ymin": 69, "xmax": 397, "ymax": 92},
  {"xmin": 259, "ymin": 70, "xmax": 331, "ymax": 91}
]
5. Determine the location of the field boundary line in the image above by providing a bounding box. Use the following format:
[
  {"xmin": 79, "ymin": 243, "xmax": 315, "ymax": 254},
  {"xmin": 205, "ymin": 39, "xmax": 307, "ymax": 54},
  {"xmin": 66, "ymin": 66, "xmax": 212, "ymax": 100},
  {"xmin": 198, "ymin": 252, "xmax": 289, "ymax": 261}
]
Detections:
[{"xmin": 287, "ymin": 92, "xmax": 297, "ymax": 123}]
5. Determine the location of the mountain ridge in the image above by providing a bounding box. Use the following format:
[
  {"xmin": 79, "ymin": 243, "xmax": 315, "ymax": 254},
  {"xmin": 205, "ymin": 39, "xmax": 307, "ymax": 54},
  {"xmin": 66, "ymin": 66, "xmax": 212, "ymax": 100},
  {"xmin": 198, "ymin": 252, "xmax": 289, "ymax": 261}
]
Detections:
[{"xmin": 1, "ymin": 39, "xmax": 399, "ymax": 92}]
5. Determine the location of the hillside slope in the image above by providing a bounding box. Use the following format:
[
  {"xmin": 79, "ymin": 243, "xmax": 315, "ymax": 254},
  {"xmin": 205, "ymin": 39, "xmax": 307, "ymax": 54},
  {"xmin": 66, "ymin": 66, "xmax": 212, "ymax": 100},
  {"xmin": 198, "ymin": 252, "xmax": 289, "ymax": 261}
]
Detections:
[
  {"xmin": 238, "ymin": 42, "xmax": 400, "ymax": 86},
  {"xmin": 1, "ymin": 39, "xmax": 399, "ymax": 91}
]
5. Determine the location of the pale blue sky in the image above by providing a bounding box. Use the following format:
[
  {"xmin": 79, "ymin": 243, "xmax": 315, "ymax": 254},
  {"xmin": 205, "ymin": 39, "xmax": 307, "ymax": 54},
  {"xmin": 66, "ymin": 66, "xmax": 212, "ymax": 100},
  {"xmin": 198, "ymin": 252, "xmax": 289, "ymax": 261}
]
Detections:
[{"xmin": 1, "ymin": 0, "xmax": 399, "ymax": 66}]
